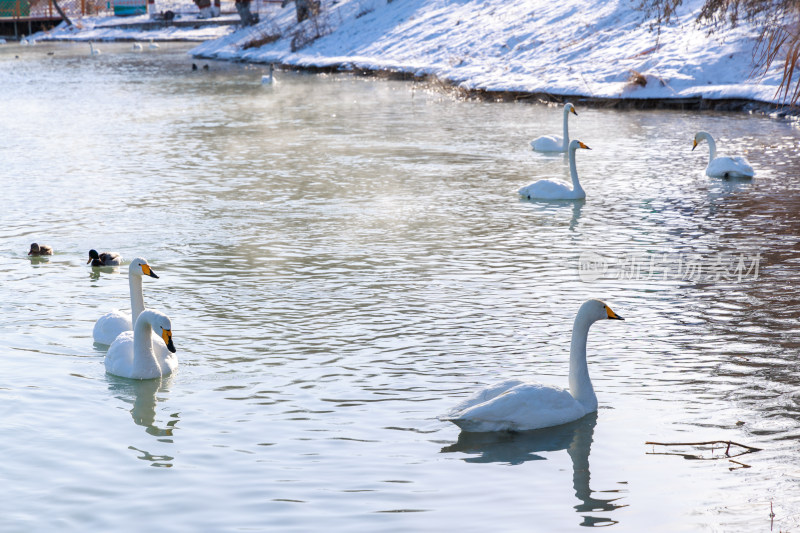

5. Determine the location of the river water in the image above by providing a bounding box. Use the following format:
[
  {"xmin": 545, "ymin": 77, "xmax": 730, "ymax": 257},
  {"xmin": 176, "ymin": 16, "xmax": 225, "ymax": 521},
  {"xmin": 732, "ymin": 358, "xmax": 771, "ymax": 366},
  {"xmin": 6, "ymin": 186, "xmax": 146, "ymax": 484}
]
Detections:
[{"xmin": 1, "ymin": 42, "xmax": 799, "ymax": 532}]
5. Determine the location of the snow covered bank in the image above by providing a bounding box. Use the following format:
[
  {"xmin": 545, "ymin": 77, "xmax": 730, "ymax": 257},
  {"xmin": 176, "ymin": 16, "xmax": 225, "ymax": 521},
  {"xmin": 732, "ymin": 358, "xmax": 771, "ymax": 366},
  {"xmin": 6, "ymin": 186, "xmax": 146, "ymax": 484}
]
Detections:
[
  {"xmin": 189, "ymin": 0, "xmax": 793, "ymax": 107},
  {"xmin": 27, "ymin": 0, "xmax": 794, "ymax": 107}
]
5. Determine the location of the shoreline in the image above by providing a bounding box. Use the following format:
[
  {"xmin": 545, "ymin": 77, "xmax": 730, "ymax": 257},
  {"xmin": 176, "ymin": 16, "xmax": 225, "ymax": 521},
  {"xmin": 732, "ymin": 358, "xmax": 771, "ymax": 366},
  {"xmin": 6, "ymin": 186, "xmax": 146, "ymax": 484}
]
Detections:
[
  {"xmin": 191, "ymin": 54, "xmax": 798, "ymax": 117},
  {"xmin": 11, "ymin": 34, "xmax": 794, "ymax": 117},
  {"xmin": 24, "ymin": 0, "xmax": 799, "ymax": 118}
]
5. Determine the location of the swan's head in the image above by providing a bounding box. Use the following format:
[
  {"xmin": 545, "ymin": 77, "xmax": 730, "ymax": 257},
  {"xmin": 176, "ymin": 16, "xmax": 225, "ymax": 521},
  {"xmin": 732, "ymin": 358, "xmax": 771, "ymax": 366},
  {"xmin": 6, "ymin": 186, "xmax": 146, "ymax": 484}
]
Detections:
[
  {"xmin": 569, "ymin": 140, "xmax": 591, "ymax": 151},
  {"xmin": 130, "ymin": 257, "xmax": 159, "ymax": 279},
  {"xmin": 692, "ymin": 131, "xmax": 712, "ymax": 151},
  {"xmin": 565, "ymin": 103, "xmax": 578, "ymax": 116},
  {"xmin": 579, "ymin": 299, "xmax": 624, "ymax": 323},
  {"xmin": 147, "ymin": 310, "xmax": 177, "ymax": 353},
  {"xmin": 29, "ymin": 243, "xmax": 41, "ymax": 255}
]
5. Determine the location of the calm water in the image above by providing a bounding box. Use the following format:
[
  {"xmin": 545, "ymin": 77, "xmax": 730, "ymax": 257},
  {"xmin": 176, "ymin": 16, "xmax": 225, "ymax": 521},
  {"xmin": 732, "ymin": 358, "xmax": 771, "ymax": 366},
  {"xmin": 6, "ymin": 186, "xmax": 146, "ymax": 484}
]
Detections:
[{"xmin": 1, "ymin": 42, "xmax": 799, "ymax": 532}]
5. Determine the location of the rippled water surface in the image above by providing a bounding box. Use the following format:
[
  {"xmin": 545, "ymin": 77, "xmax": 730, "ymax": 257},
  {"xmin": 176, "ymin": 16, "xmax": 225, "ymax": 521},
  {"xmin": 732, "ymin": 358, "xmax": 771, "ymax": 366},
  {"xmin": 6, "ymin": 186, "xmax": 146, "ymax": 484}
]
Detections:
[{"xmin": 1, "ymin": 42, "xmax": 799, "ymax": 532}]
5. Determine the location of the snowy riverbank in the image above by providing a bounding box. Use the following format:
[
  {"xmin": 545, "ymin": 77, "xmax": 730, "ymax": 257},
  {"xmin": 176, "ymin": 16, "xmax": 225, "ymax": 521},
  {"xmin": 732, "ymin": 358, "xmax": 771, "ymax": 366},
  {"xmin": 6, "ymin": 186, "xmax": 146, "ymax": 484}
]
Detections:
[{"xmin": 33, "ymin": 0, "xmax": 794, "ymax": 107}]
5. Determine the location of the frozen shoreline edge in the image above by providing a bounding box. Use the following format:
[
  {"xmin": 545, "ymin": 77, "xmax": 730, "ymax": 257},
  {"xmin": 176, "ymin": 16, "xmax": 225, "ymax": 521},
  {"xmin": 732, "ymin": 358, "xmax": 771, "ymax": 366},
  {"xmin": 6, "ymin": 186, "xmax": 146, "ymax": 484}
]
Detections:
[{"xmin": 190, "ymin": 53, "xmax": 798, "ymax": 117}]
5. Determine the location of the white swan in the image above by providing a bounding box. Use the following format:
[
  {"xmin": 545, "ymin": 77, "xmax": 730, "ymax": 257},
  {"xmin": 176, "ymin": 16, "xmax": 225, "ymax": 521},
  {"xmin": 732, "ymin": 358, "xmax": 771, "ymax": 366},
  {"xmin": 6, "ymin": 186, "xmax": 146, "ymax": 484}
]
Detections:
[
  {"xmin": 93, "ymin": 258, "xmax": 159, "ymax": 345},
  {"xmin": 693, "ymin": 131, "xmax": 754, "ymax": 179},
  {"xmin": 530, "ymin": 103, "xmax": 578, "ymax": 152},
  {"xmin": 105, "ymin": 309, "xmax": 177, "ymax": 379},
  {"xmin": 441, "ymin": 299, "xmax": 624, "ymax": 432},
  {"xmin": 89, "ymin": 42, "xmax": 101, "ymax": 55},
  {"xmin": 261, "ymin": 63, "xmax": 275, "ymax": 85},
  {"xmin": 132, "ymin": 42, "xmax": 143, "ymax": 51},
  {"xmin": 148, "ymin": 39, "xmax": 159, "ymax": 49},
  {"xmin": 88, "ymin": 249, "xmax": 122, "ymax": 266},
  {"xmin": 519, "ymin": 140, "xmax": 591, "ymax": 200}
]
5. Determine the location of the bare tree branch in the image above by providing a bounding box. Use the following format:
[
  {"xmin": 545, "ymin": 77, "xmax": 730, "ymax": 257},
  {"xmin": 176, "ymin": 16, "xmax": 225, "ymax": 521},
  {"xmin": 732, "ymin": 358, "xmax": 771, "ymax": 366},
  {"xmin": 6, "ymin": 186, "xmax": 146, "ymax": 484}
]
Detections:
[{"xmin": 639, "ymin": 0, "xmax": 800, "ymax": 105}]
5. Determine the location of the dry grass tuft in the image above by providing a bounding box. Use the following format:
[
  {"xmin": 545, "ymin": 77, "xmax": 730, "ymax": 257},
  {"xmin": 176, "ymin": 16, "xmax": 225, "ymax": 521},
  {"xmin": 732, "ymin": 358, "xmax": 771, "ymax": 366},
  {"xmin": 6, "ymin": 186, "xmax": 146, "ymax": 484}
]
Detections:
[{"xmin": 628, "ymin": 69, "xmax": 648, "ymax": 87}]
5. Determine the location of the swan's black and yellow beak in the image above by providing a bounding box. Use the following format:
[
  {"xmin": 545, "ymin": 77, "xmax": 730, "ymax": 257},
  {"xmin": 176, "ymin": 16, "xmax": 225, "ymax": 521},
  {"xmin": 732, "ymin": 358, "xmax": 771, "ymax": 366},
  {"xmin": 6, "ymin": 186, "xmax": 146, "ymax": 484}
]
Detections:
[
  {"xmin": 141, "ymin": 264, "xmax": 159, "ymax": 279},
  {"xmin": 692, "ymin": 139, "xmax": 698, "ymax": 151},
  {"xmin": 571, "ymin": 107, "xmax": 578, "ymax": 116},
  {"xmin": 578, "ymin": 141, "xmax": 591, "ymax": 150},
  {"xmin": 162, "ymin": 328, "xmax": 176, "ymax": 353},
  {"xmin": 606, "ymin": 306, "xmax": 624, "ymax": 320}
]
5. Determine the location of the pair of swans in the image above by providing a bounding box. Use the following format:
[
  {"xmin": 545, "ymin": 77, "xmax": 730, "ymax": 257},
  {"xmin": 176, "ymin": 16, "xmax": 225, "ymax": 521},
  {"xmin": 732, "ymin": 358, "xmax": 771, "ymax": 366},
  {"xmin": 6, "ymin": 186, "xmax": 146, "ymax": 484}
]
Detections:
[
  {"xmin": 523, "ymin": 102, "xmax": 589, "ymax": 200},
  {"xmin": 442, "ymin": 299, "xmax": 624, "ymax": 433},
  {"xmin": 94, "ymin": 258, "xmax": 178, "ymax": 380}
]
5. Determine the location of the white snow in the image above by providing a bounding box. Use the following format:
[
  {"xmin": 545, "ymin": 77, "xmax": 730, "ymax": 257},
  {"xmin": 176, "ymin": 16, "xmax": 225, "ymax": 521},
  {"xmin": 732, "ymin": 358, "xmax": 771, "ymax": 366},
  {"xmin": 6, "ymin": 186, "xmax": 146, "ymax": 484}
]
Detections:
[{"xmin": 32, "ymin": 0, "xmax": 794, "ymax": 105}]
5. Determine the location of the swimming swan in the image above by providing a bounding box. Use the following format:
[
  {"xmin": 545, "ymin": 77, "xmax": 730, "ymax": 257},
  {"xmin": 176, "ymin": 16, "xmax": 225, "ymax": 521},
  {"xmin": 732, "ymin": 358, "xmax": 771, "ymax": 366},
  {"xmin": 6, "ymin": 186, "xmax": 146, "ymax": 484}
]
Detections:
[
  {"xmin": 519, "ymin": 140, "xmax": 591, "ymax": 200},
  {"xmin": 88, "ymin": 249, "xmax": 122, "ymax": 266},
  {"xmin": 148, "ymin": 39, "xmax": 159, "ymax": 49},
  {"xmin": 441, "ymin": 299, "xmax": 624, "ymax": 433},
  {"xmin": 530, "ymin": 103, "xmax": 578, "ymax": 153},
  {"xmin": 89, "ymin": 42, "xmax": 101, "ymax": 56},
  {"xmin": 692, "ymin": 131, "xmax": 754, "ymax": 179},
  {"xmin": 105, "ymin": 309, "xmax": 177, "ymax": 379},
  {"xmin": 132, "ymin": 42, "xmax": 143, "ymax": 51},
  {"xmin": 261, "ymin": 63, "xmax": 275, "ymax": 85},
  {"xmin": 93, "ymin": 258, "xmax": 159, "ymax": 345}
]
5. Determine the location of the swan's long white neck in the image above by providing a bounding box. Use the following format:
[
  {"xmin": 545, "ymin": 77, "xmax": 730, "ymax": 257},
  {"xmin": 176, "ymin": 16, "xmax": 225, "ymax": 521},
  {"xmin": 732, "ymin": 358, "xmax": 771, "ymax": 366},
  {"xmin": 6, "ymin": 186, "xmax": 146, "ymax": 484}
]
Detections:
[
  {"xmin": 568, "ymin": 144, "xmax": 584, "ymax": 195},
  {"xmin": 129, "ymin": 271, "xmax": 145, "ymax": 325},
  {"xmin": 562, "ymin": 106, "xmax": 571, "ymax": 149},
  {"xmin": 568, "ymin": 310, "xmax": 597, "ymax": 411},
  {"xmin": 699, "ymin": 132, "xmax": 717, "ymax": 163},
  {"xmin": 132, "ymin": 313, "xmax": 162, "ymax": 377},
  {"xmin": 705, "ymin": 135, "xmax": 717, "ymax": 163}
]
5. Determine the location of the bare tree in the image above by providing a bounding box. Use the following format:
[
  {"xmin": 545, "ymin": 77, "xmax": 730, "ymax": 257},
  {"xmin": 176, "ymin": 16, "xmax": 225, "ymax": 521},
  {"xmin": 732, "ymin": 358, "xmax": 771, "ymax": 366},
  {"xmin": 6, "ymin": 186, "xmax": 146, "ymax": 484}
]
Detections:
[
  {"xmin": 52, "ymin": 0, "xmax": 72, "ymax": 26},
  {"xmin": 639, "ymin": 0, "xmax": 800, "ymax": 105}
]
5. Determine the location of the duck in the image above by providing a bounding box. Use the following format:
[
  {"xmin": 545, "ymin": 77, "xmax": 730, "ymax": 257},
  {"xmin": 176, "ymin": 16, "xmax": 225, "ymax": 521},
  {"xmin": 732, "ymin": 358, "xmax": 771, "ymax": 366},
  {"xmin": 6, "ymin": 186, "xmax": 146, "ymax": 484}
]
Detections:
[
  {"xmin": 105, "ymin": 309, "xmax": 177, "ymax": 379},
  {"xmin": 692, "ymin": 131, "xmax": 754, "ymax": 179},
  {"xmin": 519, "ymin": 140, "xmax": 591, "ymax": 200},
  {"xmin": 261, "ymin": 63, "xmax": 275, "ymax": 84},
  {"xmin": 88, "ymin": 249, "xmax": 122, "ymax": 266},
  {"xmin": 89, "ymin": 42, "xmax": 101, "ymax": 55},
  {"xmin": 441, "ymin": 299, "xmax": 624, "ymax": 433},
  {"xmin": 93, "ymin": 258, "xmax": 159, "ymax": 345},
  {"xmin": 28, "ymin": 242, "xmax": 53, "ymax": 256},
  {"xmin": 530, "ymin": 103, "xmax": 578, "ymax": 153}
]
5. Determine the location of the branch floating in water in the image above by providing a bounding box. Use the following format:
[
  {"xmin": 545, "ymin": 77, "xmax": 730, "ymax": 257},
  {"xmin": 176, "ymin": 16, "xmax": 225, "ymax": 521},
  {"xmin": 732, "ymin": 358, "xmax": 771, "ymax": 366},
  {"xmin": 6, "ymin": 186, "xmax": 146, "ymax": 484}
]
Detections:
[{"xmin": 645, "ymin": 440, "xmax": 762, "ymax": 460}]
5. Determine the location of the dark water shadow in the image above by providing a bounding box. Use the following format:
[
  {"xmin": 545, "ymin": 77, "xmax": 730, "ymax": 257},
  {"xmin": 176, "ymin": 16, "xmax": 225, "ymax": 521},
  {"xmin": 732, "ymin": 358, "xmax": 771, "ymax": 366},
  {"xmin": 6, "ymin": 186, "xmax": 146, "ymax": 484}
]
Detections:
[{"xmin": 441, "ymin": 413, "xmax": 626, "ymax": 527}]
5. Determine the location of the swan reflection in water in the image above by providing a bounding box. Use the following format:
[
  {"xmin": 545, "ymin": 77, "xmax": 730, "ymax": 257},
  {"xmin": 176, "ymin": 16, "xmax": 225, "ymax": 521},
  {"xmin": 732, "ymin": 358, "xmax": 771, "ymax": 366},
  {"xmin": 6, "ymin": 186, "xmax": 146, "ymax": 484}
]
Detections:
[
  {"xmin": 106, "ymin": 374, "xmax": 179, "ymax": 467},
  {"xmin": 441, "ymin": 413, "xmax": 626, "ymax": 527}
]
